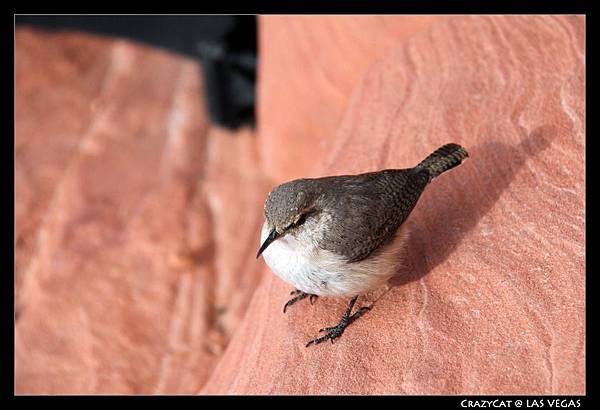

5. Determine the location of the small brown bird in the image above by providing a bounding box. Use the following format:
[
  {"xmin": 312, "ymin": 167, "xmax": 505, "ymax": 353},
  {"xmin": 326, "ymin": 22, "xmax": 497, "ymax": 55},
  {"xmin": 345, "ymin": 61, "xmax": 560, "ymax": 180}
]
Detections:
[{"xmin": 256, "ymin": 143, "xmax": 469, "ymax": 346}]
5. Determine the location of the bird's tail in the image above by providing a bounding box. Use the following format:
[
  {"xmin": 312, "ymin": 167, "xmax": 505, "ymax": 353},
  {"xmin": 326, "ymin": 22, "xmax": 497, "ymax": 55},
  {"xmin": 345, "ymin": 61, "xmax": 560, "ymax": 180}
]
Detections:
[{"xmin": 415, "ymin": 143, "xmax": 469, "ymax": 182}]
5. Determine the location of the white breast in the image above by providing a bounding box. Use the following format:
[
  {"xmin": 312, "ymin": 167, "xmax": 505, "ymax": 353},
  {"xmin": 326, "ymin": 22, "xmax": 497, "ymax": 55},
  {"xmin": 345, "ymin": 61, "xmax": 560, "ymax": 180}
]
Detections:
[{"xmin": 260, "ymin": 221, "xmax": 410, "ymax": 297}]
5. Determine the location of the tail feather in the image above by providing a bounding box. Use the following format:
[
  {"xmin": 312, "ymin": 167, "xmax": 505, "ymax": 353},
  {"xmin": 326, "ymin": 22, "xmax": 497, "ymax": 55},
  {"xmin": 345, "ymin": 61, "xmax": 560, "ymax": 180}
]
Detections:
[{"xmin": 415, "ymin": 143, "xmax": 469, "ymax": 182}]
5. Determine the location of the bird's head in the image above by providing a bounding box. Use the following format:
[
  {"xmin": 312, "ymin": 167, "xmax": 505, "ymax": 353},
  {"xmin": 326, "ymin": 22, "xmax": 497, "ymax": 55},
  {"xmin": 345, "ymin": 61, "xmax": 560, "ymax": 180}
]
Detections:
[{"xmin": 256, "ymin": 179, "xmax": 321, "ymax": 258}]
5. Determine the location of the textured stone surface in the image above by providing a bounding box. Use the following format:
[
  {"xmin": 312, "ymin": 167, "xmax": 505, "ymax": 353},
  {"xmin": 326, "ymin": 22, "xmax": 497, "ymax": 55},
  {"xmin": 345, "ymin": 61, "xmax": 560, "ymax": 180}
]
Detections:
[
  {"xmin": 16, "ymin": 15, "xmax": 584, "ymax": 395},
  {"xmin": 203, "ymin": 15, "xmax": 585, "ymax": 394},
  {"xmin": 256, "ymin": 15, "xmax": 439, "ymax": 183},
  {"xmin": 15, "ymin": 27, "xmax": 268, "ymax": 393}
]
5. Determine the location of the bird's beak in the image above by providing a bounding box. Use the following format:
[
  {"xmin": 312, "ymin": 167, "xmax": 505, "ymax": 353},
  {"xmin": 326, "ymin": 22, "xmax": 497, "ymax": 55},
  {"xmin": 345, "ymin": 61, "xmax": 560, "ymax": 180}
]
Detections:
[{"xmin": 256, "ymin": 228, "xmax": 279, "ymax": 259}]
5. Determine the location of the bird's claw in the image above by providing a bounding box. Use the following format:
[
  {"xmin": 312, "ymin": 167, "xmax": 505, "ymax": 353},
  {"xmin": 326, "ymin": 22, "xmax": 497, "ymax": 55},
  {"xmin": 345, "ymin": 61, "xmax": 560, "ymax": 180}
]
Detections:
[
  {"xmin": 318, "ymin": 326, "xmax": 336, "ymax": 333},
  {"xmin": 283, "ymin": 290, "xmax": 318, "ymax": 313},
  {"xmin": 305, "ymin": 302, "xmax": 371, "ymax": 348},
  {"xmin": 306, "ymin": 326, "xmax": 345, "ymax": 347}
]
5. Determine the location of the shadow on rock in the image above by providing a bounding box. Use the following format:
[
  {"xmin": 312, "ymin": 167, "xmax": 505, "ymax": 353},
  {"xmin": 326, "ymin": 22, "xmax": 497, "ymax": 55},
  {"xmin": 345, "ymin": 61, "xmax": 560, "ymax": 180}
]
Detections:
[{"xmin": 387, "ymin": 125, "xmax": 556, "ymax": 291}]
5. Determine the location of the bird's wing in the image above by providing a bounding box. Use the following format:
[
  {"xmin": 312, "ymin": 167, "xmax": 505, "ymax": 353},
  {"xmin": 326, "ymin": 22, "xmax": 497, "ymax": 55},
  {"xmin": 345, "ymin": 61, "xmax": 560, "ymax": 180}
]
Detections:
[{"xmin": 318, "ymin": 169, "xmax": 429, "ymax": 262}]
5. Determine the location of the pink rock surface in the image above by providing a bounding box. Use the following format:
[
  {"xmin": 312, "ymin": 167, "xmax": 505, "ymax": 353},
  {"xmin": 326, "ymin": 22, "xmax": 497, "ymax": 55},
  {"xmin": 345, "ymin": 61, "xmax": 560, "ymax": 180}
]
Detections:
[
  {"xmin": 202, "ymin": 15, "xmax": 585, "ymax": 394},
  {"xmin": 15, "ymin": 28, "xmax": 268, "ymax": 393},
  {"xmin": 15, "ymin": 30, "xmax": 114, "ymax": 309},
  {"xmin": 256, "ymin": 15, "xmax": 439, "ymax": 183},
  {"xmin": 15, "ymin": 15, "xmax": 584, "ymax": 395}
]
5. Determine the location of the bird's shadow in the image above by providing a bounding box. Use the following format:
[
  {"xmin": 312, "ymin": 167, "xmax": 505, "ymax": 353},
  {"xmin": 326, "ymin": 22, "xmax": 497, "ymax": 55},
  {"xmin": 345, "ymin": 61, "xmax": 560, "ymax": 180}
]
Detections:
[{"xmin": 372, "ymin": 125, "xmax": 556, "ymax": 303}]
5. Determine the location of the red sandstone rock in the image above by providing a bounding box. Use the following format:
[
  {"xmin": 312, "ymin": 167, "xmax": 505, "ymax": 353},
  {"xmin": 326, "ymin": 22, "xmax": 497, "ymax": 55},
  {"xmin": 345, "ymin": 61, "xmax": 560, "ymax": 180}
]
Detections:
[
  {"xmin": 15, "ymin": 15, "xmax": 584, "ymax": 395},
  {"xmin": 15, "ymin": 30, "xmax": 114, "ymax": 309},
  {"xmin": 257, "ymin": 16, "xmax": 439, "ymax": 183},
  {"xmin": 202, "ymin": 15, "xmax": 584, "ymax": 394},
  {"xmin": 15, "ymin": 27, "xmax": 267, "ymax": 393}
]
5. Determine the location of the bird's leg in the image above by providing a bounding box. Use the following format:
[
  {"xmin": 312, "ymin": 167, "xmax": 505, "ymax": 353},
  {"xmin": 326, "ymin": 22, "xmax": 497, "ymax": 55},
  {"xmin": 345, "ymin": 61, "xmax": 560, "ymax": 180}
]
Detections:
[
  {"xmin": 305, "ymin": 295, "xmax": 370, "ymax": 347},
  {"xmin": 283, "ymin": 289, "xmax": 319, "ymax": 313}
]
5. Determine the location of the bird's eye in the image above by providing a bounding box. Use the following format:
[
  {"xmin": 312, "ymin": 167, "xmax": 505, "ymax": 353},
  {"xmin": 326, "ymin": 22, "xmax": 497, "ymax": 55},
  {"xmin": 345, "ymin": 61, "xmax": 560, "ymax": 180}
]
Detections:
[
  {"xmin": 295, "ymin": 213, "xmax": 308, "ymax": 226},
  {"xmin": 284, "ymin": 211, "xmax": 314, "ymax": 232}
]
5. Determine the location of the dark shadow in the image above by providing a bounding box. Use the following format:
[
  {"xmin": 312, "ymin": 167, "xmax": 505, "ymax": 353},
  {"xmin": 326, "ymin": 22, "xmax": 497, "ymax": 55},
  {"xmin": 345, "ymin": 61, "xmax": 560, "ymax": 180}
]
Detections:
[
  {"xmin": 17, "ymin": 16, "xmax": 257, "ymax": 130},
  {"xmin": 386, "ymin": 125, "xmax": 557, "ymax": 292}
]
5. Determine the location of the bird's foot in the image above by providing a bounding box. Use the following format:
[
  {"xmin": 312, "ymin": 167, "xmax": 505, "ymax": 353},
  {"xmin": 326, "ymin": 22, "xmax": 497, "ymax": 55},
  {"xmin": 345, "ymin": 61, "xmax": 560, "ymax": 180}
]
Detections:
[
  {"xmin": 283, "ymin": 289, "xmax": 318, "ymax": 313},
  {"xmin": 305, "ymin": 296, "xmax": 370, "ymax": 347}
]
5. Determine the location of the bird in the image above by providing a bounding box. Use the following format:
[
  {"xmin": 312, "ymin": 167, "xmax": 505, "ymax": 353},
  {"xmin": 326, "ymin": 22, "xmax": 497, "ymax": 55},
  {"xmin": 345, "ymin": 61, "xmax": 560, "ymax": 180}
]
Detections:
[{"xmin": 256, "ymin": 143, "xmax": 469, "ymax": 347}]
